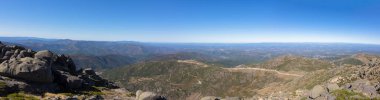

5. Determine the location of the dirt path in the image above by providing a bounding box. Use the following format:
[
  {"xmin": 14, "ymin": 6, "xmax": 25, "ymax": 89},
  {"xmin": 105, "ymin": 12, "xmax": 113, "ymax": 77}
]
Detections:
[{"xmin": 224, "ymin": 68, "xmax": 303, "ymax": 77}]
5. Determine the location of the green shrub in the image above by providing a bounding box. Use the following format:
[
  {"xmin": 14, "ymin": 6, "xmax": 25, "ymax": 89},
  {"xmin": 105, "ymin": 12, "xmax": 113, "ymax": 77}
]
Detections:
[
  {"xmin": 332, "ymin": 89, "xmax": 369, "ymax": 100},
  {"xmin": 5, "ymin": 93, "xmax": 39, "ymax": 100},
  {"xmin": 0, "ymin": 82, "xmax": 6, "ymax": 88},
  {"xmin": 0, "ymin": 82, "xmax": 8, "ymax": 96},
  {"xmin": 83, "ymin": 91, "xmax": 104, "ymax": 95},
  {"xmin": 58, "ymin": 93, "xmax": 75, "ymax": 96}
]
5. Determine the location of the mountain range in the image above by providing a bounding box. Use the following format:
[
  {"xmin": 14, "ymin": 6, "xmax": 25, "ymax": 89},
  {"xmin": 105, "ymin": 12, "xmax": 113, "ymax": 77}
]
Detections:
[
  {"xmin": 2, "ymin": 37, "xmax": 380, "ymax": 99},
  {"xmin": 1, "ymin": 37, "xmax": 380, "ymax": 70}
]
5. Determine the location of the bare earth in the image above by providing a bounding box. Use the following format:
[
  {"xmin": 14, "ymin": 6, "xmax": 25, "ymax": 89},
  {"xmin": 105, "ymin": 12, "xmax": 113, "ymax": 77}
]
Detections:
[{"xmin": 224, "ymin": 68, "xmax": 303, "ymax": 77}]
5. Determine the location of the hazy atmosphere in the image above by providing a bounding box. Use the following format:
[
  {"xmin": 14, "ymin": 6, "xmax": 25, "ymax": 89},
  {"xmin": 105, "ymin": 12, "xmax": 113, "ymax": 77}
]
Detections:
[{"xmin": 1, "ymin": 0, "xmax": 380, "ymax": 43}]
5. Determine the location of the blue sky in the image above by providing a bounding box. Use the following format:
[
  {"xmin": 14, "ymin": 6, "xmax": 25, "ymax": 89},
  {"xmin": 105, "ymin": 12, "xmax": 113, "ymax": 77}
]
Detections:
[{"xmin": 0, "ymin": 0, "xmax": 379, "ymax": 43}]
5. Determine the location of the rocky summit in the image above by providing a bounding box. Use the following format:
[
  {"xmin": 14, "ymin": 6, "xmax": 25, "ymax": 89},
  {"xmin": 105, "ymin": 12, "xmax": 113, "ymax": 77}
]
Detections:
[
  {"xmin": 0, "ymin": 41, "xmax": 167, "ymax": 100},
  {"xmin": 0, "ymin": 41, "xmax": 117, "ymax": 89}
]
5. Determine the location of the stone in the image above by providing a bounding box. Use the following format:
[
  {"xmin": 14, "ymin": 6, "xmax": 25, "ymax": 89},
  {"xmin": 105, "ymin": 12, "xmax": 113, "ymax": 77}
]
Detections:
[
  {"xmin": 83, "ymin": 68, "xmax": 96, "ymax": 75},
  {"xmin": 0, "ymin": 43, "xmax": 118, "ymax": 93},
  {"xmin": 66, "ymin": 97, "xmax": 79, "ymax": 100},
  {"xmin": 350, "ymin": 80, "xmax": 380, "ymax": 98},
  {"xmin": 16, "ymin": 50, "xmax": 29, "ymax": 59},
  {"xmin": 310, "ymin": 85, "xmax": 327, "ymax": 99},
  {"xmin": 54, "ymin": 71, "xmax": 83, "ymax": 89},
  {"xmin": 136, "ymin": 91, "xmax": 166, "ymax": 100},
  {"xmin": 9, "ymin": 45, "xmax": 25, "ymax": 50},
  {"xmin": 53, "ymin": 54, "xmax": 76, "ymax": 74},
  {"xmin": 201, "ymin": 96, "xmax": 220, "ymax": 100},
  {"xmin": 0, "ymin": 57, "xmax": 54, "ymax": 83},
  {"xmin": 66, "ymin": 76, "xmax": 83, "ymax": 89},
  {"xmin": 86, "ymin": 95, "xmax": 104, "ymax": 100},
  {"xmin": 326, "ymin": 83, "xmax": 340, "ymax": 92},
  {"xmin": 14, "ymin": 49, "xmax": 20, "ymax": 55},
  {"xmin": 34, "ymin": 50, "xmax": 54, "ymax": 60},
  {"xmin": 27, "ymin": 49, "xmax": 32, "ymax": 53},
  {"xmin": 4, "ymin": 51, "xmax": 13, "ymax": 57}
]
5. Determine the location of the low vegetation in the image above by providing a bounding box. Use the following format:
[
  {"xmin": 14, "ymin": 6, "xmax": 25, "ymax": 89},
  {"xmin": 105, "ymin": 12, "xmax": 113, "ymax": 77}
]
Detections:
[
  {"xmin": 332, "ymin": 89, "xmax": 368, "ymax": 100},
  {"xmin": 250, "ymin": 55, "xmax": 333, "ymax": 73},
  {"xmin": 103, "ymin": 60, "xmax": 297, "ymax": 99},
  {"xmin": 1, "ymin": 93, "xmax": 39, "ymax": 100},
  {"xmin": 334, "ymin": 58, "xmax": 364, "ymax": 66},
  {"xmin": 0, "ymin": 81, "xmax": 8, "ymax": 96}
]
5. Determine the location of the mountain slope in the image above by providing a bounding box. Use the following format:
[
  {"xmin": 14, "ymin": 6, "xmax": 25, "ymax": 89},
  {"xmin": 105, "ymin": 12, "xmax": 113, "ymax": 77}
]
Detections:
[
  {"xmin": 254, "ymin": 54, "xmax": 380, "ymax": 99},
  {"xmin": 70, "ymin": 54, "xmax": 138, "ymax": 70},
  {"xmin": 102, "ymin": 59, "xmax": 304, "ymax": 99},
  {"xmin": 102, "ymin": 54, "xmax": 380, "ymax": 99},
  {"xmin": 250, "ymin": 55, "xmax": 333, "ymax": 73}
]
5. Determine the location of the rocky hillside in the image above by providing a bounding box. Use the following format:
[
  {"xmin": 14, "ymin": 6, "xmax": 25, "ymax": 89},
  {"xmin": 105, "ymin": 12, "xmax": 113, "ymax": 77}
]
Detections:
[
  {"xmin": 0, "ymin": 41, "xmax": 168, "ymax": 100},
  {"xmin": 102, "ymin": 59, "xmax": 303, "ymax": 99},
  {"xmin": 264, "ymin": 54, "xmax": 380, "ymax": 99},
  {"xmin": 103, "ymin": 53, "xmax": 380, "ymax": 100}
]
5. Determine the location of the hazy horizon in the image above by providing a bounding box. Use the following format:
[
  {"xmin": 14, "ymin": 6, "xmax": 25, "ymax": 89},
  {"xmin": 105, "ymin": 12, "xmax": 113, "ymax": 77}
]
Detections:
[
  {"xmin": 1, "ymin": 36, "xmax": 380, "ymax": 45},
  {"xmin": 1, "ymin": 0, "xmax": 379, "ymax": 44}
]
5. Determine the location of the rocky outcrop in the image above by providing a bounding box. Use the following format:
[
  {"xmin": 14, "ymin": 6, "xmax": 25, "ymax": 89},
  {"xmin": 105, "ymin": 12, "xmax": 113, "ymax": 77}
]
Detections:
[
  {"xmin": 0, "ymin": 44, "xmax": 55, "ymax": 83},
  {"xmin": 0, "ymin": 43, "xmax": 33, "ymax": 63},
  {"xmin": 354, "ymin": 54, "xmax": 380, "ymax": 67},
  {"xmin": 305, "ymin": 56, "xmax": 380, "ymax": 99},
  {"xmin": 326, "ymin": 83, "xmax": 339, "ymax": 92},
  {"xmin": 309, "ymin": 85, "xmax": 326, "ymax": 99},
  {"xmin": 0, "ymin": 41, "xmax": 117, "ymax": 93},
  {"xmin": 79, "ymin": 68, "xmax": 117, "ymax": 88},
  {"xmin": 135, "ymin": 90, "xmax": 167, "ymax": 100},
  {"xmin": 0, "ymin": 57, "xmax": 54, "ymax": 83},
  {"xmin": 54, "ymin": 70, "xmax": 83, "ymax": 89}
]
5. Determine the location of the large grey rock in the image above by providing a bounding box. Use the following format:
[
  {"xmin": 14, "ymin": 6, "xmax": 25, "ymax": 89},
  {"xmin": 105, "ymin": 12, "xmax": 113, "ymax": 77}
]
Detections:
[
  {"xmin": 78, "ymin": 68, "xmax": 118, "ymax": 88},
  {"xmin": 3, "ymin": 51, "xmax": 13, "ymax": 59},
  {"xmin": 66, "ymin": 76, "xmax": 83, "ymax": 89},
  {"xmin": 310, "ymin": 85, "xmax": 327, "ymax": 99},
  {"xmin": 350, "ymin": 80, "xmax": 380, "ymax": 98},
  {"xmin": 16, "ymin": 50, "xmax": 30, "ymax": 59},
  {"xmin": 136, "ymin": 90, "xmax": 166, "ymax": 100},
  {"xmin": 326, "ymin": 83, "xmax": 340, "ymax": 92},
  {"xmin": 83, "ymin": 68, "xmax": 96, "ymax": 75},
  {"xmin": 53, "ymin": 54, "xmax": 76, "ymax": 74},
  {"xmin": 34, "ymin": 50, "xmax": 55, "ymax": 60},
  {"xmin": 0, "ymin": 42, "xmax": 117, "ymax": 92},
  {"xmin": 0, "ymin": 57, "xmax": 54, "ymax": 83},
  {"xmin": 55, "ymin": 71, "xmax": 83, "ymax": 89}
]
